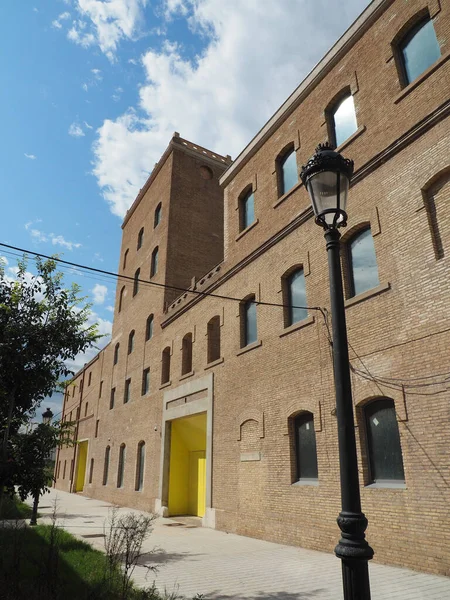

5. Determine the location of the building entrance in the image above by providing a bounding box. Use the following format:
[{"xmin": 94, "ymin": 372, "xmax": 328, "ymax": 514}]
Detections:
[
  {"xmin": 75, "ymin": 441, "xmax": 88, "ymax": 492},
  {"xmin": 168, "ymin": 413, "xmax": 207, "ymax": 517}
]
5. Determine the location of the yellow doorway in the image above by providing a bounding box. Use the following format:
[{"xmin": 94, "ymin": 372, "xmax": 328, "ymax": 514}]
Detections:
[
  {"xmin": 168, "ymin": 413, "xmax": 207, "ymax": 517},
  {"xmin": 75, "ymin": 441, "xmax": 88, "ymax": 492}
]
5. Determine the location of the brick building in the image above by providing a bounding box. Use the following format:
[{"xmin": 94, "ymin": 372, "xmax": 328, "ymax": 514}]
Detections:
[{"xmin": 55, "ymin": 0, "xmax": 450, "ymax": 576}]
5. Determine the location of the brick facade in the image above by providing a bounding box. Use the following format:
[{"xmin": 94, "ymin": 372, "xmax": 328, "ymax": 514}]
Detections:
[{"xmin": 55, "ymin": 0, "xmax": 450, "ymax": 576}]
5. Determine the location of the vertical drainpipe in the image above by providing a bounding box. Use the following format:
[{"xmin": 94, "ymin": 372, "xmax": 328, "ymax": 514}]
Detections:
[{"xmin": 70, "ymin": 365, "xmax": 86, "ymax": 493}]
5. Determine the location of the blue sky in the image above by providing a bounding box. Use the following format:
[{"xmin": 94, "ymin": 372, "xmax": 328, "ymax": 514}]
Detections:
[{"xmin": 1, "ymin": 0, "xmax": 370, "ymax": 418}]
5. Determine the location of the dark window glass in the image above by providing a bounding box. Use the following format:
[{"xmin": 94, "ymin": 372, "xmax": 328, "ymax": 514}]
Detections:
[
  {"xmin": 348, "ymin": 228, "xmax": 379, "ymax": 297},
  {"xmin": 365, "ymin": 399, "xmax": 405, "ymax": 483},
  {"xmin": 400, "ymin": 18, "xmax": 440, "ymax": 85},
  {"xmin": 124, "ymin": 378, "xmax": 131, "ymax": 404},
  {"xmin": 103, "ymin": 447, "xmax": 110, "ymax": 485},
  {"xmin": 151, "ymin": 247, "xmax": 159, "ymax": 277},
  {"xmin": 142, "ymin": 368, "xmax": 150, "ymax": 395},
  {"xmin": 161, "ymin": 347, "xmax": 171, "ymax": 384},
  {"xmin": 286, "ymin": 269, "xmax": 307, "ymax": 326},
  {"xmin": 128, "ymin": 330, "xmax": 135, "ymax": 354},
  {"xmin": 118, "ymin": 286, "xmax": 125, "ymax": 312},
  {"xmin": 110, "ymin": 388, "xmax": 115, "ymax": 410},
  {"xmin": 89, "ymin": 458, "xmax": 94, "ymax": 484},
  {"xmin": 182, "ymin": 333, "xmax": 193, "ymax": 375},
  {"xmin": 88, "ymin": 372, "xmax": 92, "ymax": 386},
  {"xmin": 280, "ymin": 149, "xmax": 298, "ymax": 195},
  {"xmin": 117, "ymin": 445, "xmax": 126, "ymax": 488},
  {"xmin": 95, "ymin": 419, "xmax": 99, "ymax": 438},
  {"xmin": 99, "ymin": 381, "xmax": 103, "ymax": 398},
  {"xmin": 207, "ymin": 316, "xmax": 221, "ymax": 363},
  {"xmin": 137, "ymin": 227, "xmax": 144, "ymax": 250},
  {"xmin": 154, "ymin": 203, "xmax": 162, "ymax": 227},
  {"xmin": 84, "ymin": 402, "xmax": 88, "ymax": 417},
  {"xmin": 136, "ymin": 442, "xmax": 145, "ymax": 491},
  {"xmin": 63, "ymin": 460, "xmax": 67, "ymax": 479},
  {"xmin": 146, "ymin": 315, "xmax": 154, "ymax": 341},
  {"xmin": 294, "ymin": 413, "xmax": 318, "ymax": 480},
  {"xmin": 123, "ymin": 249, "xmax": 129, "ymax": 270},
  {"xmin": 133, "ymin": 268, "xmax": 140, "ymax": 296},
  {"xmin": 243, "ymin": 298, "xmax": 257, "ymax": 346},
  {"xmin": 114, "ymin": 343, "xmax": 119, "ymax": 365},
  {"xmin": 333, "ymin": 95, "xmax": 358, "ymax": 147},
  {"xmin": 241, "ymin": 191, "xmax": 255, "ymax": 230}
]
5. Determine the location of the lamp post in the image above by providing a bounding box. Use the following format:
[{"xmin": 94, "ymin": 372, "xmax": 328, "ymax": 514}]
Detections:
[
  {"xmin": 42, "ymin": 408, "xmax": 53, "ymax": 425},
  {"xmin": 300, "ymin": 143, "xmax": 374, "ymax": 600}
]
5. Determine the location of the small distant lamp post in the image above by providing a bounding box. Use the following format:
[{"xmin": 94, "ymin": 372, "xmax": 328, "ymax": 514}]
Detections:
[
  {"xmin": 300, "ymin": 143, "xmax": 374, "ymax": 600},
  {"xmin": 42, "ymin": 408, "xmax": 53, "ymax": 425}
]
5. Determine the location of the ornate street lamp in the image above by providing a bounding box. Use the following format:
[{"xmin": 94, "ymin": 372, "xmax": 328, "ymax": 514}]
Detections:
[
  {"xmin": 42, "ymin": 407, "xmax": 53, "ymax": 425},
  {"xmin": 301, "ymin": 143, "xmax": 374, "ymax": 600}
]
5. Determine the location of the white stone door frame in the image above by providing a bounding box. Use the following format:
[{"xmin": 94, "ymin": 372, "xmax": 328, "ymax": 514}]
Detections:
[{"xmin": 155, "ymin": 372, "xmax": 215, "ymax": 527}]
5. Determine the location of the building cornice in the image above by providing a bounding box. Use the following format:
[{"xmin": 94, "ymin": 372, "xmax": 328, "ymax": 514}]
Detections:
[
  {"xmin": 162, "ymin": 97, "xmax": 450, "ymax": 327},
  {"xmin": 219, "ymin": 0, "xmax": 393, "ymax": 188}
]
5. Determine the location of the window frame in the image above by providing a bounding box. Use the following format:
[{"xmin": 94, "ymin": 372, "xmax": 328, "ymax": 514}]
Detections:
[
  {"xmin": 154, "ymin": 203, "xmax": 162, "ymax": 228},
  {"xmin": 327, "ymin": 91, "xmax": 358, "ymax": 149},
  {"xmin": 135, "ymin": 441, "xmax": 145, "ymax": 491},
  {"xmin": 113, "ymin": 343, "xmax": 119, "ymax": 365},
  {"xmin": 397, "ymin": 13, "xmax": 441, "ymax": 87},
  {"xmin": 241, "ymin": 295, "xmax": 257, "ymax": 348},
  {"xmin": 293, "ymin": 412, "xmax": 319, "ymax": 483},
  {"xmin": 124, "ymin": 378, "xmax": 131, "ymax": 404},
  {"xmin": 128, "ymin": 330, "xmax": 135, "ymax": 355},
  {"xmin": 161, "ymin": 347, "xmax": 171, "ymax": 385},
  {"xmin": 117, "ymin": 444, "xmax": 126, "ymax": 488},
  {"xmin": 142, "ymin": 367, "xmax": 150, "ymax": 396},
  {"xmin": 363, "ymin": 398, "xmax": 405, "ymax": 485},
  {"xmin": 133, "ymin": 268, "xmax": 140, "ymax": 297},
  {"xmin": 118, "ymin": 286, "xmax": 125, "ymax": 312},
  {"xmin": 344, "ymin": 226, "xmax": 380, "ymax": 299},
  {"xmin": 137, "ymin": 227, "xmax": 144, "ymax": 250},
  {"xmin": 150, "ymin": 247, "xmax": 159, "ymax": 278},
  {"xmin": 283, "ymin": 267, "xmax": 308, "ymax": 327},
  {"xmin": 277, "ymin": 143, "xmax": 298, "ymax": 197},
  {"xmin": 146, "ymin": 314, "xmax": 154, "ymax": 341},
  {"xmin": 109, "ymin": 388, "xmax": 115, "ymax": 410},
  {"xmin": 103, "ymin": 446, "xmax": 110, "ymax": 485},
  {"xmin": 239, "ymin": 187, "xmax": 255, "ymax": 232},
  {"xmin": 207, "ymin": 315, "xmax": 221, "ymax": 363}
]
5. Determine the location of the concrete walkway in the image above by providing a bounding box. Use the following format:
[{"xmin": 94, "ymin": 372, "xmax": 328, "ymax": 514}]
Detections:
[{"xmin": 29, "ymin": 488, "xmax": 450, "ymax": 600}]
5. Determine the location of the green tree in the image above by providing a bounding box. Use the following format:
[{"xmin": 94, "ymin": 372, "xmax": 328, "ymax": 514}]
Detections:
[
  {"xmin": 12, "ymin": 420, "xmax": 75, "ymax": 524},
  {"xmin": 0, "ymin": 255, "xmax": 101, "ymax": 507}
]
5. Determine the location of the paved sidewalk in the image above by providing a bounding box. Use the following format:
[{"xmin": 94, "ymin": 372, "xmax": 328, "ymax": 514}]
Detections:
[{"xmin": 29, "ymin": 488, "xmax": 450, "ymax": 600}]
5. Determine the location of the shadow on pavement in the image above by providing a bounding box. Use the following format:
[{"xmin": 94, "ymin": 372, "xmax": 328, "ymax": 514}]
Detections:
[{"xmin": 203, "ymin": 591, "xmax": 325, "ymax": 599}]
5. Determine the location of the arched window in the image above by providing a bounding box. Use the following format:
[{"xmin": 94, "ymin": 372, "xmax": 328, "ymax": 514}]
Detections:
[
  {"xmin": 84, "ymin": 402, "xmax": 89, "ymax": 417},
  {"xmin": 181, "ymin": 333, "xmax": 193, "ymax": 375},
  {"xmin": 154, "ymin": 203, "xmax": 162, "ymax": 228},
  {"xmin": 135, "ymin": 441, "xmax": 145, "ymax": 491},
  {"xmin": 146, "ymin": 314, "xmax": 154, "ymax": 341},
  {"xmin": 399, "ymin": 15, "xmax": 440, "ymax": 85},
  {"xmin": 283, "ymin": 268, "xmax": 307, "ymax": 326},
  {"xmin": 347, "ymin": 227, "xmax": 379, "ymax": 298},
  {"xmin": 161, "ymin": 347, "xmax": 171, "ymax": 385},
  {"xmin": 123, "ymin": 249, "xmax": 129, "ymax": 270},
  {"xmin": 110, "ymin": 388, "xmax": 115, "ymax": 410},
  {"xmin": 331, "ymin": 94, "xmax": 357, "ymax": 148},
  {"xmin": 113, "ymin": 343, "xmax": 120, "ymax": 365},
  {"xmin": 239, "ymin": 188, "xmax": 255, "ymax": 231},
  {"xmin": 88, "ymin": 372, "xmax": 92, "ymax": 386},
  {"xmin": 278, "ymin": 146, "xmax": 298, "ymax": 196},
  {"xmin": 117, "ymin": 444, "xmax": 126, "ymax": 488},
  {"xmin": 142, "ymin": 368, "xmax": 150, "ymax": 395},
  {"xmin": 241, "ymin": 296, "xmax": 257, "ymax": 347},
  {"xmin": 133, "ymin": 268, "xmax": 140, "ymax": 296},
  {"xmin": 364, "ymin": 398, "xmax": 405, "ymax": 483},
  {"xmin": 124, "ymin": 378, "xmax": 131, "ymax": 404},
  {"xmin": 293, "ymin": 412, "xmax": 318, "ymax": 481},
  {"xmin": 207, "ymin": 316, "xmax": 221, "ymax": 363},
  {"xmin": 137, "ymin": 227, "xmax": 144, "ymax": 250},
  {"xmin": 89, "ymin": 458, "xmax": 94, "ymax": 484},
  {"xmin": 118, "ymin": 286, "xmax": 125, "ymax": 312},
  {"xmin": 128, "ymin": 330, "xmax": 135, "ymax": 354},
  {"xmin": 103, "ymin": 446, "xmax": 110, "ymax": 485},
  {"xmin": 150, "ymin": 247, "xmax": 159, "ymax": 277}
]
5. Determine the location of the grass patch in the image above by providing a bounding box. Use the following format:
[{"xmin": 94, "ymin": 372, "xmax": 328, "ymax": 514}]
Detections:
[
  {"xmin": 0, "ymin": 494, "xmax": 34, "ymax": 519},
  {"xmin": 0, "ymin": 524, "xmax": 173, "ymax": 600}
]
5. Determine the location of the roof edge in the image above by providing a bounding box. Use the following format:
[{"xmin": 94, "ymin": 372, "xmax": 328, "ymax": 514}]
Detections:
[{"xmin": 219, "ymin": 0, "xmax": 392, "ymax": 188}]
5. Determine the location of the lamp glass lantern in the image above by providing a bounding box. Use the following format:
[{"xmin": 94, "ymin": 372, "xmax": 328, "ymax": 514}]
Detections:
[{"xmin": 300, "ymin": 143, "xmax": 354, "ymax": 229}]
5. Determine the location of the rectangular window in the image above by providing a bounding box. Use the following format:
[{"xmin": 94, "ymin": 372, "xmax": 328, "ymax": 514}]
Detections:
[
  {"xmin": 242, "ymin": 298, "xmax": 257, "ymax": 347},
  {"xmin": 110, "ymin": 388, "xmax": 115, "ymax": 410},
  {"xmin": 124, "ymin": 378, "xmax": 131, "ymax": 404},
  {"xmin": 142, "ymin": 368, "xmax": 150, "ymax": 396},
  {"xmin": 95, "ymin": 419, "xmax": 100, "ymax": 438},
  {"xmin": 99, "ymin": 380, "xmax": 103, "ymax": 398},
  {"xmin": 88, "ymin": 372, "xmax": 92, "ymax": 386}
]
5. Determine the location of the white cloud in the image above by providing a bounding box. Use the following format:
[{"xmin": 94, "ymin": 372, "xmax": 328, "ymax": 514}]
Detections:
[
  {"xmin": 91, "ymin": 0, "xmax": 370, "ymax": 218},
  {"xmin": 0, "ymin": 256, "xmax": 9, "ymax": 266},
  {"xmin": 92, "ymin": 283, "xmax": 108, "ymax": 304},
  {"xmin": 33, "ymin": 7, "xmax": 39, "ymax": 12},
  {"xmin": 24, "ymin": 153, "xmax": 37, "ymax": 160},
  {"xmin": 106, "ymin": 305, "xmax": 114, "ymax": 312},
  {"xmin": 67, "ymin": 0, "xmax": 148, "ymax": 61},
  {"xmin": 65, "ymin": 313, "xmax": 112, "ymax": 373},
  {"xmin": 52, "ymin": 11, "xmax": 71, "ymax": 29},
  {"xmin": 82, "ymin": 82, "xmax": 88, "ymax": 91},
  {"xmin": 31, "ymin": 229, "xmax": 48, "ymax": 243},
  {"xmin": 68, "ymin": 122, "xmax": 85, "ymax": 137},
  {"xmin": 84, "ymin": 121, "xmax": 93, "ymax": 129},
  {"xmin": 91, "ymin": 68, "xmax": 102, "ymax": 80},
  {"xmin": 51, "ymin": 235, "xmax": 82, "ymax": 250}
]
